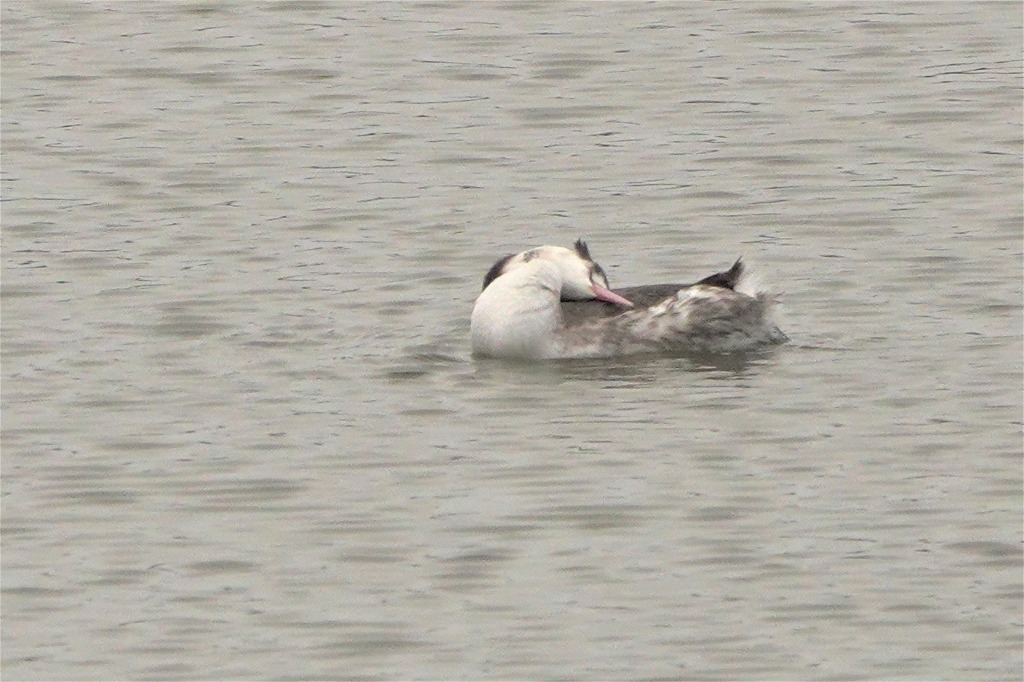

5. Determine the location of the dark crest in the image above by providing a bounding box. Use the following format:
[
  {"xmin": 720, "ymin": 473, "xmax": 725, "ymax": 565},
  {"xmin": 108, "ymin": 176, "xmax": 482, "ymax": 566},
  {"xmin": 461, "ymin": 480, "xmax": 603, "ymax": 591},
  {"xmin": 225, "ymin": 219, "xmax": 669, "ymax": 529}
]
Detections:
[
  {"xmin": 482, "ymin": 253, "xmax": 515, "ymax": 291},
  {"xmin": 573, "ymin": 239, "xmax": 593, "ymax": 261}
]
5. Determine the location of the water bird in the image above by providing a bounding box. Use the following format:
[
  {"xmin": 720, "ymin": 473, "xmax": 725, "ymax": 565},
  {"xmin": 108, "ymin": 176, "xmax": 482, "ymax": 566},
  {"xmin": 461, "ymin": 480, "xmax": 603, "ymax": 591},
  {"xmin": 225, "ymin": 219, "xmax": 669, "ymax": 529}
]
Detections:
[{"xmin": 470, "ymin": 239, "xmax": 787, "ymax": 360}]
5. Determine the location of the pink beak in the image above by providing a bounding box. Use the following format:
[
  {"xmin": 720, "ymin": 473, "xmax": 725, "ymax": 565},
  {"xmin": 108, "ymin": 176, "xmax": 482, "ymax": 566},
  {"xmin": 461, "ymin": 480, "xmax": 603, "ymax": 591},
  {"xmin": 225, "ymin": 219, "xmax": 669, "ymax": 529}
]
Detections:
[{"xmin": 592, "ymin": 283, "xmax": 634, "ymax": 307}]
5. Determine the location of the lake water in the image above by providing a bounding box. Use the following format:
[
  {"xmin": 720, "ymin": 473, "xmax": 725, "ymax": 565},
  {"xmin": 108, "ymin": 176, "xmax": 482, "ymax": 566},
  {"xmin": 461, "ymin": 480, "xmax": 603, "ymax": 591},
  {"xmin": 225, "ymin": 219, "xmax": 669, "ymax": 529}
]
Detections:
[{"xmin": 2, "ymin": 2, "xmax": 1021, "ymax": 680}]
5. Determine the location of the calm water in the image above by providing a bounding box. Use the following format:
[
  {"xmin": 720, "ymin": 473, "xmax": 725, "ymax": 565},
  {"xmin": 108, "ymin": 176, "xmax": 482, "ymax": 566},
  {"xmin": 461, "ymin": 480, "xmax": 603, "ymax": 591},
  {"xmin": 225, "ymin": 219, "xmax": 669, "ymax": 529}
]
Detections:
[{"xmin": 2, "ymin": 2, "xmax": 1021, "ymax": 680}]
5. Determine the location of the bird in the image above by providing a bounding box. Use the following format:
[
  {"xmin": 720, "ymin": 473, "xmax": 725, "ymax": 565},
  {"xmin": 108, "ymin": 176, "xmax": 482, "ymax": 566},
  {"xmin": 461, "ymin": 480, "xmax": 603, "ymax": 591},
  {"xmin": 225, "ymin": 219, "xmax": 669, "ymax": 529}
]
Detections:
[{"xmin": 470, "ymin": 239, "xmax": 787, "ymax": 360}]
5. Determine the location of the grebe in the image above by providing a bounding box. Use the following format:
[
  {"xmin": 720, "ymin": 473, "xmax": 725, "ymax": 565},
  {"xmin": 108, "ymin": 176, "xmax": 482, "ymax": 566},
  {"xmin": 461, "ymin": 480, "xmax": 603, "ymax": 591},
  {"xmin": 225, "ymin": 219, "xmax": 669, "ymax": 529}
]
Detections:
[{"xmin": 471, "ymin": 240, "xmax": 787, "ymax": 360}]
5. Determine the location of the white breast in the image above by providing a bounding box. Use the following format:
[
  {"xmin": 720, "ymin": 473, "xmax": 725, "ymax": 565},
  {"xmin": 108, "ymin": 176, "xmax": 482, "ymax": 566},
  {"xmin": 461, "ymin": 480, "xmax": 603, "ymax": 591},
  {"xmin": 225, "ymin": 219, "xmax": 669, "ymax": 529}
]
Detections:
[{"xmin": 470, "ymin": 260, "xmax": 563, "ymax": 360}]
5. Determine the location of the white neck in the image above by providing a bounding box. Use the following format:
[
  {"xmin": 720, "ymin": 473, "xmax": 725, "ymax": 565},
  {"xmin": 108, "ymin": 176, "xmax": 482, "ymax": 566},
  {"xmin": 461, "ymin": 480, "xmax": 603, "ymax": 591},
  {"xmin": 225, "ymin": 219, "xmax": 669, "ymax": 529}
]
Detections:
[{"xmin": 471, "ymin": 260, "xmax": 564, "ymax": 359}]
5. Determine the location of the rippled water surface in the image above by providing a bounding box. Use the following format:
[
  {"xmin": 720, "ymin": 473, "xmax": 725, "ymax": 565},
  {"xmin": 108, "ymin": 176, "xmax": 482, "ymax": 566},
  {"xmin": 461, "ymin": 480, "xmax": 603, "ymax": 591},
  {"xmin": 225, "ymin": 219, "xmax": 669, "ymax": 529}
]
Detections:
[{"xmin": 2, "ymin": 2, "xmax": 1021, "ymax": 680}]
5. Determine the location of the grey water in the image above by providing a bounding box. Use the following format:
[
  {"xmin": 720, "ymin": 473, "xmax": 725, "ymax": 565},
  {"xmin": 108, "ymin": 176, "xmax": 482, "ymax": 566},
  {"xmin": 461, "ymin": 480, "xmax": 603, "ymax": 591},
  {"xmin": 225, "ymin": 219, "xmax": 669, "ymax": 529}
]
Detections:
[{"xmin": 2, "ymin": 2, "xmax": 1021, "ymax": 680}]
